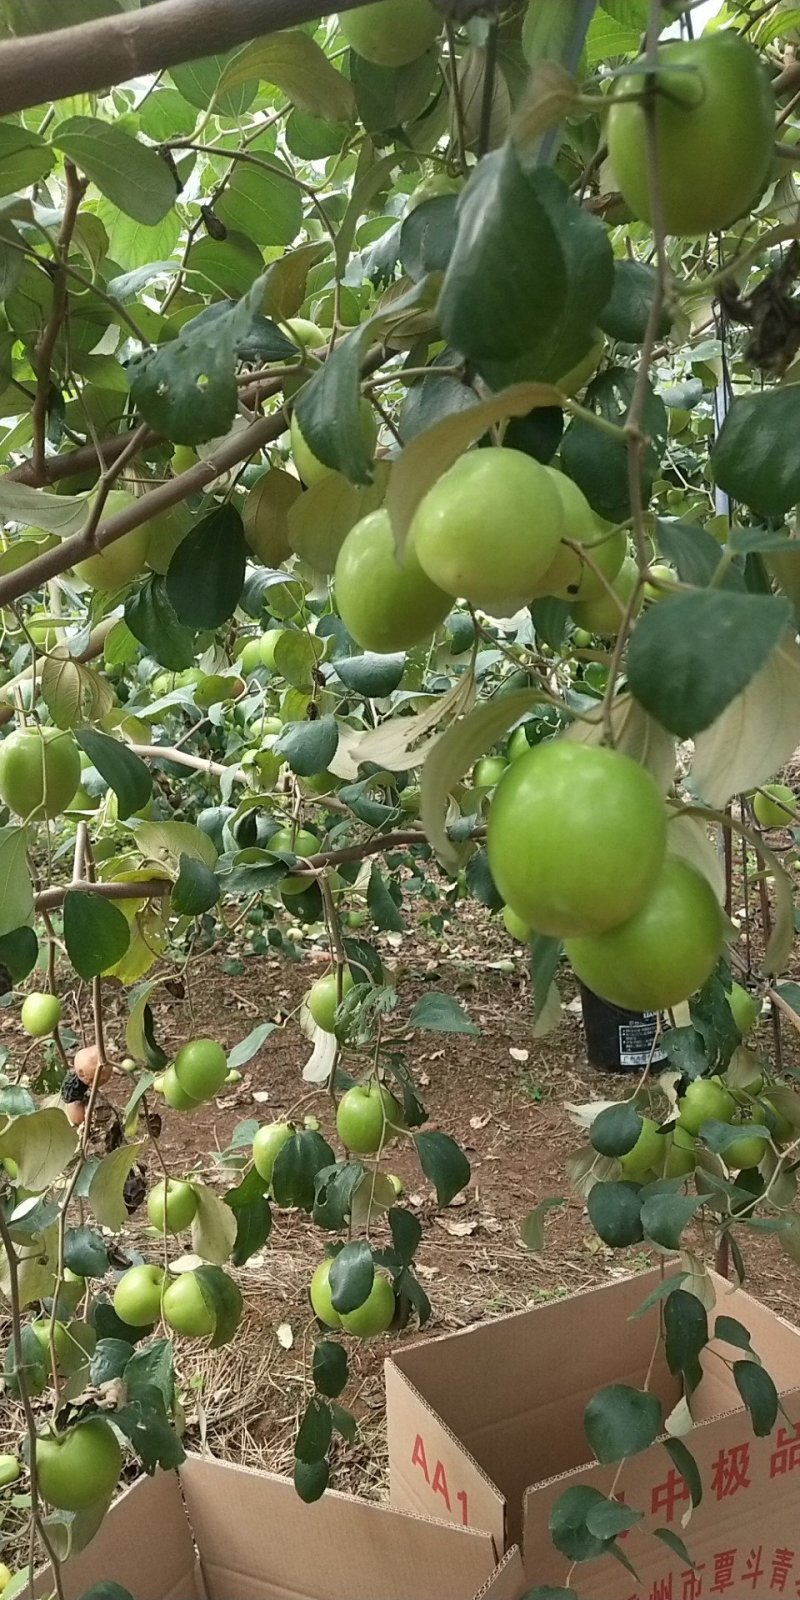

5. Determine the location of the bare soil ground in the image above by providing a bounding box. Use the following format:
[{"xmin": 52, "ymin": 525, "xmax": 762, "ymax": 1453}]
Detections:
[{"xmin": 2, "ymin": 893, "xmax": 798, "ymax": 1539}]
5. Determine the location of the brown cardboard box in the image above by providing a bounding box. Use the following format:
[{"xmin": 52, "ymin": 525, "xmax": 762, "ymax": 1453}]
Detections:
[
  {"xmin": 385, "ymin": 1267, "xmax": 800, "ymax": 1600},
  {"xmin": 30, "ymin": 1453, "xmax": 503, "ymax": 1600}
]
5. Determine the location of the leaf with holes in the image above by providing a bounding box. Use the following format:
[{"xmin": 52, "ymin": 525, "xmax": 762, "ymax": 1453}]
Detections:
[{"xmin": 130, "ymin": 307, "xmax": 238, "ymax": 446}]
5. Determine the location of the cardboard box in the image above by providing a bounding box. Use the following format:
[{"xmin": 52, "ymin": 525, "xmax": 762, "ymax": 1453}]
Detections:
[
  {"xmin": 385, "ymin": 1267, "xmax": 800, "ymax": 1599},
  {"xmin": 30, "ymin": 1453, "xmax": 504, "ymax": 1600}
]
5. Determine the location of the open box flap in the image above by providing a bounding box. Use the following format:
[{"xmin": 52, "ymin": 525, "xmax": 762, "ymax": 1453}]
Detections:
[
  {"xmin": 30, "ymin": 1470, "xmax": 202, "ymax": 1600},
  {"xmin": 386, "ymin": 1359, "xmax": 507, "ymax": 1549},
  {"xmin": 179, "ymin": 1453, "xmax": 499, "ymax": 1600},
  {"xmin": 473, "ymin": 1548, "xmax": 525, "ymax": 1600}
]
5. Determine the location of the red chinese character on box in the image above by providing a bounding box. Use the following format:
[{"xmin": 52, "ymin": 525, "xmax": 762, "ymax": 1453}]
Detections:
[
  {"xmin": 742, "ymin": 1548, "xmax": 765, "ymax": 1589},
  {"xmin": 709, "ymin": 1551, "xmax": 737, "ymax": 1593},
  {"xmin": 771, "ymin": 1425, "xmax": 800, "ymax": 1479},
  {"xmin": 682, "ymin": 1568, "xmax": 704, "ymax": 1600},
  {"xmin": 770, "ymin": 1548, "xmax": 794, "ymax": 1592},
  {"xmin": 650, "ymin": 1580, "xmax": 673, "ymax": 1600},
  {"xmin": 651, "ymin": 1468, "xmax": 692, "ymax": 1522},
  {"xmin": 711, "ymin": 1443, "xmax": 751, "ymax": 1500}
]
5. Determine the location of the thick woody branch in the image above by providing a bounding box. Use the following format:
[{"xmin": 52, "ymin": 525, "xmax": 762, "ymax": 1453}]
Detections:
[
  {"xmin": 0, "ymin": 0, "xmax": 374, "ymax": 119},
  {"xmin": 35, "ymin": 877, "xmax": 172, "ymax": 912},
  {"xmin": 128, "ymin": 743, "xmax": 245, "ymax": 783}
]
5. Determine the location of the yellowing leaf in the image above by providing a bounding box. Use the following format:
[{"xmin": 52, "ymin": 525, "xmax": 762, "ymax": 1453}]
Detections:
[
  {"xmin": 354, "ymin": 674, "xmax": 476, "ymax": 774},
  {"xmin": 190, "ymin": 1182, "xmax": 237, "ymax": 1265},
  {"xmin": 564, "ymin": 692, "xmax": 676, "ymax": 793},
  {"xmin": 691, "ymin": 633, "xmax": 800, "ymax": 808},
  {"xmin": 0, "ymin": 1108, "xmax": 77, "ymax": 1189},
  {"xmin": 420, "ymin": 688, "xmax": 547, "ymax": 868}
]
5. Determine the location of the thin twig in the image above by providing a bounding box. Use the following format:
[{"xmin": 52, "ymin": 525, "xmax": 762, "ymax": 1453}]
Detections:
[{"xmin": 31, "ymin": 160, "xmax": 87, "ymax": 480}]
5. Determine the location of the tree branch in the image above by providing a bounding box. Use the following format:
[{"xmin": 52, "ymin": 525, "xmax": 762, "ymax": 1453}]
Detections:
[
  {"xmin": 0, "ymin": 0, "xmax": 373, "ymax": 118},
  {"xmin": 35, "ymin": 877, "xmax": 172, "ymax": 912},
  {"xmin": 31, "ymin": 161, "xmax": 87, "ymax": 481}
]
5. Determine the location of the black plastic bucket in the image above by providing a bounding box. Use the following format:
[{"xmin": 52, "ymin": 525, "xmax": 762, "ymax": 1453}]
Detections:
[{"xmin": 579, "ymin": 982, "xmax": 667, "ymax": 1074}]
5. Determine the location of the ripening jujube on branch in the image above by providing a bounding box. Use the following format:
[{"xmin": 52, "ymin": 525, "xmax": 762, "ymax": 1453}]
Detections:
[{"xmin": 1, "ymin": 0, "xmax": 800, "ymax": 1593}]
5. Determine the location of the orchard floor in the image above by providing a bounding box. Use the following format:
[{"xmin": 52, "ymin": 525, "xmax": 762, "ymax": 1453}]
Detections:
[{"xmin": 3, "ymin": 892, "xmax": 800, "ymax": 1531}]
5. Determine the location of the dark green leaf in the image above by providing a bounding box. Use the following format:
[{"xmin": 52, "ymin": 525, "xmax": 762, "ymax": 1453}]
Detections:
[
  {"xmin": 224, "ymin": 1168, "xmax": 272, "ymax": 1267},
  {"xmin": 295, "ymin": 1396, "xmax": 333, "ymax": 1463},
  {"xmin": 408, "ymin": 992, "xmax": 479, "ymax": 1034},
  {"xmin": 630, "ymin": 1273, "xmax": 688, "ymax": 1318},
  {"xmin": 664, "ymin": 1436, "xmax": 703, "ymax": 1508},
  {"xmin": 0, "ymin": 925, "xmax": 37, "ymax": 983},
  {"xmin": 657, "ymin": 519, "xmax": 742, "ymax": 592},
  {"xmin": 389, "ymin": 1205, "xmax": 422, "ymax": 1265},
  {"xmin": 334, "ymin": 652, "xmax": 406, "ymax": 696},
  {"xmin": 367, "ymin": 867, "xmax": 405, "ymax": 932},
  {"xmin": 313, "ymin": 1161, "xmax": 365, "ymax": 1231},
  {"xmin": 313, "ymin": 1339, "xmax": 348, "ymax": 1398},
  {"xmin": 661, "ymin": 1025, "xmax": 709, "ymax": 1078},
  {"xmin": 734, "ymin": 1360, "xmax": 778, "ymax": 1436},
  {"xmin": 586, "ymin": 1181, "xmax": 643, "ymax": 1248},
  {"xmin": 217, "ymin": 159, "xmax": 302, "ymax": 248},
  {"xmin": 396, "ymin": 1264, "xmax": 432, "ymax": 1327},
  {"xmin": 228, "ymin": 1023, "xmax": 276, "ymax": 1069},
  {"xmin": 75, "ymin": 730, "xmax": 151, "ymax": 820},
  {"xmin": 550, "ymin": 1484, "xmax": 613, "ymax": 1562},
  {"xmin": 530, "ymin": 934, "xmax": 562, "ymax": 1022},
  {"xmin": 172, "ymin": 853, "xmax": 220, "ymax": 916},
  {"xmin": 628, "ymin": 592, "xmax": 792, "ymax": 738},
  {"xmin": 130, "ymin": 309, "xmax": 238, "ymax": 447},
  {"xmin": 78, "ymin": 1586, "xmax": 136, "ymax": 1600},
  {"xmin": 561, "ymin": 368, "xmax": 666, "ymax": 522},
  {"xmin": 53, "ymin": 117, "xmax": 176, "ymax": 223},
  {"xmin": 112, "ymin": 1393, "xmax": 186, "ymax": 1472},
  {"xmin": 664, "ymin": 1288, "xmax": 708, "ymax": 1381},
  {"xmin": 654, "ymin": 1527, "xmax": 696, "ymax": 1569},
  {"xmin": 64, "ymin": 1225, "xmax": 108, "ymax": 1278},
  {"xmin": 413, "ymin": 1131, "xmax": 470, "ymax": 1205},
  {"xmin": 63, "ymin": 891, "xmax": 129, "ymax": 980},
  {"xmin": 0, "ymin": 121, "xmax": 54, "ymax": 194},
  {"xmin": 123, "ymin": 1338, "xmax": 174, "ymax": 1408},
  {"xmin": 715, "ymin": 1315, "xmax": 753, "ymax": 1351},
  {"xmin": 599, "ymin": 260, "xmax": 670, "ymax": 343},
  {"xmin": 194, "ymin": 1266, "xmax": 243, "ymax": 1349},
  {"xmin": 466, "ymin": 848, "xmax": 503, "ymax": 911},
  {"xmin": 125, "ymin": 576, "xmax": 196, "ymax": 671},
  {"xmin": 329, "ymin": 1240, "xmax": 374, "ymax": 1313},
  {"xmin": 166, "ymin": 505, "xmax": 246, "ymax": 629},
  {"xmin": 530, "ymin": 596, "xmax": 570, "ymax": 650},
  {"xmin": 330, "ymin": 1400, "xmax": 357, "ymax": 1442},
  {"xmin": 585, "ymin": 1497, "xmax": 643, "ymax": 1539},
  {"xmin": 294, "ymin": 1454, "xmax": 329, "ymax": 1502},
  {"xmin": 272, "ymin": 1129, "xmax": 336, "ymax": 1211},
  {"xmin": 590, "ymin": 1103, "xmax": 642, "ymax": 1158},
  {"xmin": 399, "ymin": 357, "xmax": 479, "ymax": 442},
  {"xmin": 699, "ymin": 1119, "xmax": 771, "ymax": 1156},
  {"xmin": 274, "ymin": 716, "xmax": 338, "ymax": 777},
  {"xmin": 641, "ymin": 1192, "xmax": 704, "ymax": 1250},
  {"xmin": 399, "ymin": 195, "xmax": 458, "ymax": 281},
  {"xmin": 584, "ymin": 1384, "xmax": 661, "ymax": 1464},
  {"xmin": 712, "ymin": 387, "xmax": 800, "ymax": 517},
  {"xmin": 439, "ymin": 145, "xmax": 565, "ymax": 364}
]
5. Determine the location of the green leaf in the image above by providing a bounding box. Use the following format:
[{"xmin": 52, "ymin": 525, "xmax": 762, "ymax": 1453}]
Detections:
[
  {"xmin": 419, "ymin": 687, "xmax": 545, "ymax": 870},
  {"xmin": 194, "ymin": 1265, "xmax": 243, "ymax": 1348},
  {"xmin": 112, "ymin": 1393, "xmax": 186, "ymax": 1473},
  {"xmin": 190, "ymin": 1181, "xmax": 237, "ymax": 1265},
  {"xmin": 272, "ymin": 1129, "xmax": 336, "ymax": 1211},
  {"xmin": 123, "ymin": 1338, "xmax": 174, "ymax": 1410},
  {"xmin": 715, "ymin": 1315, "xmax": 753, "ymax": 1351},
  {"xmin": 313, "ymin": 1161, "xmax": 366, "ymax": 1231},
  {"xmin": 530, "ymin": 596, "xmax": 570, "ymax": 650},
  {"xmin": 367, "ymin": 867, "xmax": 405, "ymax": 932},
  {"xmin": 664, "ymin": 1287, "xmax": 708, "ymax": 1383},
  {"xmin": 172, "ymin": 854, "xmax": 220, "ymax": 916},
  {"xmin": 550, "ymin": 1485, "xmax": 613, "ymax": 1562},
  {"xmin": 400, "ymin": 195, "xmax": 459, "ymax": 283},
  {"xmin": 586, "ymin": 1181, "xmax": 643, "ymax": 1248},
  {"xmin": 130, "ymin": 306, "xmax": 240, "ymax": 447},
  {"xmin": 413, "ymin": 1130, "xmax": 470, "ymax": 1205},
  {"xmin": 75, "ymin": 730, "xmax": 151, "ymax": 821},
  {"xmin": 599, "ymin": 260, "xmax": 670, "ymax": 344},
  {"xmin": 217, "ymin": 158, "xmax": 302, "ymax": 248},
  {"xmin": 590, "ymin": 1103, "xmax": 642, "ymax": 1158},
  {"xmin": 0, "ymin": 826, "xmax": 33, "ymax": 938},
  {"xmin": 330, "ymin": 1400, "xmax": 358, "ymax": 1443},
  {"xmin": 335, "ymin": 652, "xmax": 406, "ymax": 697},
  {"xmin": 653, "ymin": 1527, "xmax": 697, "ymax": 1571},
  {"xmin": 408, "ymin": 992, "xmax": 478, "ymax": 1034},
  {"xmin": 53, "ymin": 118, "xmax": 176, "ymax": 224},
  {"xmin": 0, "ymin": 481, "xmax": 89, "ymax": 536},
  {"xmin": 561, "ymin": 367, "xmax": 666, "ymax": 522},
  {"xmin": 478, "ymin": 168, "xmax": 614, "ymax": 390},
  {"xmin": 296, "ymin": 1396, "xmax": 333, "ymax": 1463},
  {"xmin": 63, "ymin": 892, "xmax": 130, "ymax": 981},
  {"xmin": 78, "ymin": 1586, "xmax": 136, "ymax": 1600},
  {"xmin": 530, "ymin": 933, "xmax": 562, "ymax": 1024},
  {"xmin": 313, "ymin": 1339, "xmax": 348, "ymax": 1399},
  {"xmin": 87, "ymin": 1142, "xmax": 143, "ymax": 1231},
  {"xmin": 663, "ymin": 1439, "xmax": 701, "ymax": 1515},
  {"xmin": 734, "ymin": 1359, "xmax": 778, "ymax": 1437},
  {"xmin": 294, "ymin": 1455, "xmax": 329, "ymax": 1502},
  {"xmin": 274, "ymin": 716, "xmax": 338, "ymax": 777},
  {"xmin": 585, "ymin": 1497, "xmax": 643, "ymax": 1539},
  {"xmin": 166, "ymin": 505, "xmax": 246, "ymax": 629},
  {"xmin": 522, "ymin": 1591, "xmax": 578, "ymax": 1600},
  {"xmin": 64, "ymin": 1225, "xmax": 108, "ymax": 1278},
  {"xmin": 628, "ymin": 592, "xmax": 792, "ymax": 738},
  {"xmin": 0, "ymin": 121, "xmax": 54, "ymax": 195},
  {"xmin": 0, "ymin": 924, "xmax": 37, "ymax": 982},
  {"xmin": 699, "ymin": 1119, "xmax": 771, "ymax": 1156},
  {"xmin": 657, "ymin": 518, "xmax": 742, "ymax": 592},
  {"xmin": 0, "ymin": 1107, "xmax": 77, "ymax": 1189},
  {"xmin": 520, "ymin": 1196, "xmax": 565, "ymax": 1251},
  {"xmin": 218, "ymin": 32, "xmax": 354, "ymax": 121},
  {"xmin": 125, "ymin": 576, "xmax": 196, "ymax": 671},
  {"xmin": 228, "ymin": 1023, "xmax": 276, "ymax": 1069},
  {"xmin": 641, "ymin": 1192, "xmax": 704, "ymax": 1251},
  {"xmin": 584, "ymin": 1383, "xmax": 662, "ymax": 1464},
  {"xmin": 187, "ymin": 232, "xmax": 264, "ymax": 298},
  {"xmin": 438, "ymin": 144, "xmax": 565, "ymax": 364},
  {"xmin": 630, "ymin": 1273, "xmax": 688, "ymax": 1319},
  {"xmin": 170, "ymin": 52, "xmax": 257, "ymax": 114},
  {"xmin": 389, "ymin": 1206, "xmax": 422, "ymax": 1264},
  {"xmin": 712, "ymin": 387, "xmax": 800, "ymax": 517},
  {"xmin": 224, "ymin": 1166, "xmax": 272, "ymax": 1267},
  {"xmin": 330, "ymin": 1241, "xmax": 375, "ymax": 1315}
]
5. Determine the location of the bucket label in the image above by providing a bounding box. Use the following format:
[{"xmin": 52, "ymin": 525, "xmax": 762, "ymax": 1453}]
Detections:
[{"xmin": 618, "ymin": 1013, "xmax": 667, "ymax": 1067}]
